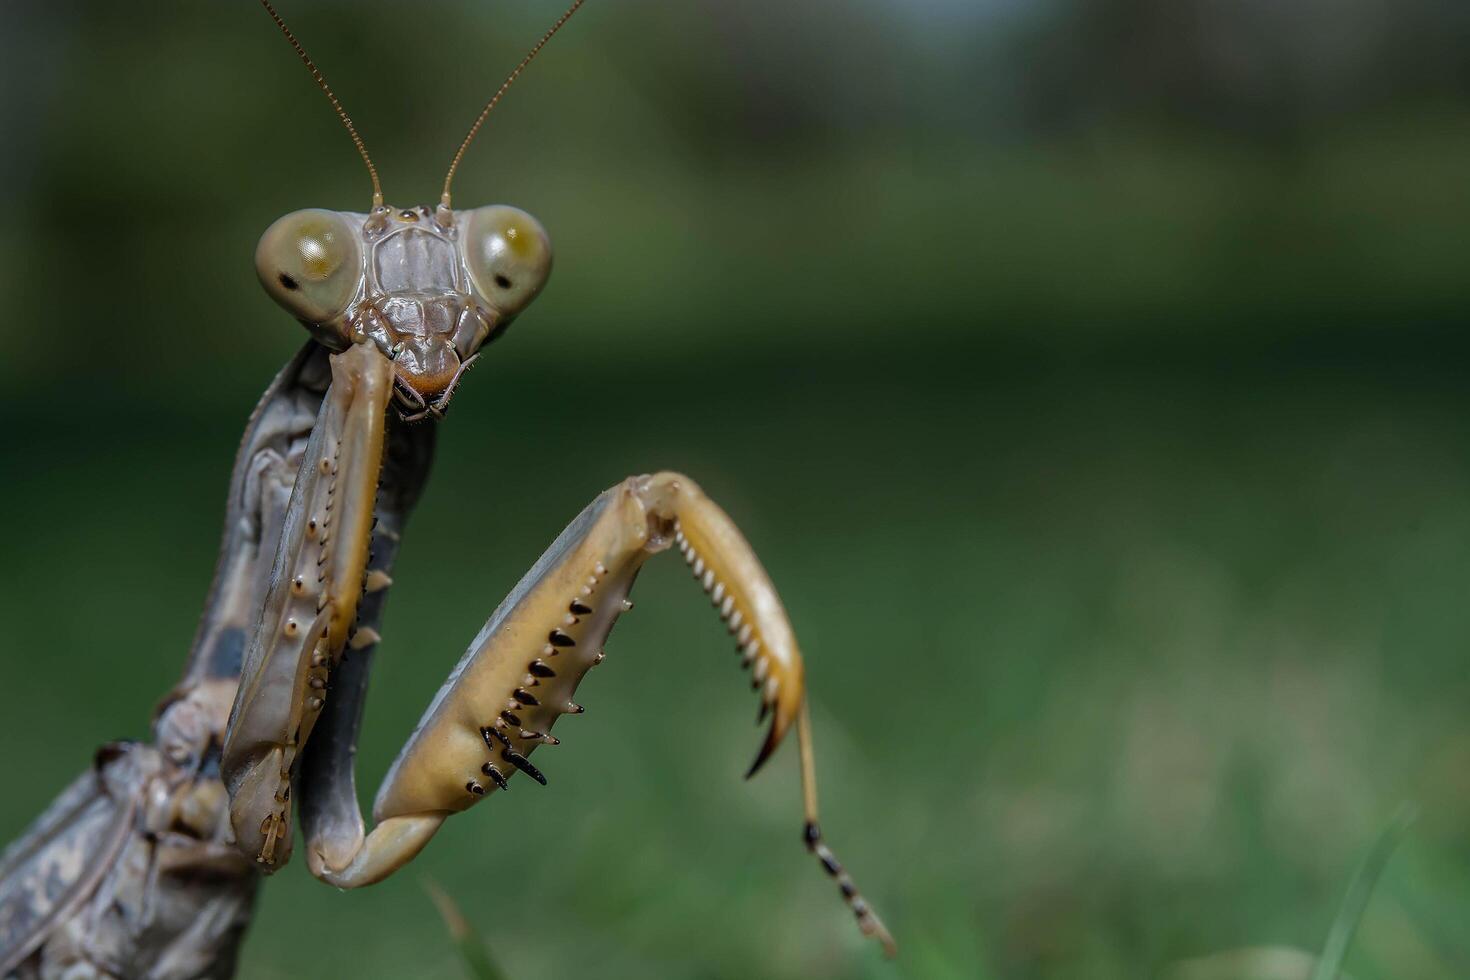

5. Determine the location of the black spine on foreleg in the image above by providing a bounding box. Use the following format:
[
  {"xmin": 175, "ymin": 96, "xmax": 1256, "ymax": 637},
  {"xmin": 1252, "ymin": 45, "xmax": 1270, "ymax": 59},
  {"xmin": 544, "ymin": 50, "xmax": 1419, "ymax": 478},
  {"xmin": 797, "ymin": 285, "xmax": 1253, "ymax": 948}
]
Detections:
[
  {"xmin": 481, "ymin": 763, "xmax": 509, "ymax": 791},
  {"xmin": 481, "ymin": 727, "xmax": 548, "ymax": 786}
]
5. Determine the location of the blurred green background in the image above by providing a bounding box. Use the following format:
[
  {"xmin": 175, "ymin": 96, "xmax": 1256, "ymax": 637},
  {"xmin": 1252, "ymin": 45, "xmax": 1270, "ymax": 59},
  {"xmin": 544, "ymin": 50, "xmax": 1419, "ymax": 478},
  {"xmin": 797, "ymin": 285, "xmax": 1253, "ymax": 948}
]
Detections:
[{"xmin": 3, "ymin": 1, "xmax": 1470, "ymax": 977}]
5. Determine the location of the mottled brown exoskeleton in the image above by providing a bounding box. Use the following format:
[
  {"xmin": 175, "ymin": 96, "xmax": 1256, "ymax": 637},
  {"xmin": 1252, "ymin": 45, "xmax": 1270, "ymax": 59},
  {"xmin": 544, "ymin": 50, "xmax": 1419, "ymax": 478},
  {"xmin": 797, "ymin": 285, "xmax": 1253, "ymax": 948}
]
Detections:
[{"xmin": 0, "ymin": 3, "xmax": 894, "ymax": 975}]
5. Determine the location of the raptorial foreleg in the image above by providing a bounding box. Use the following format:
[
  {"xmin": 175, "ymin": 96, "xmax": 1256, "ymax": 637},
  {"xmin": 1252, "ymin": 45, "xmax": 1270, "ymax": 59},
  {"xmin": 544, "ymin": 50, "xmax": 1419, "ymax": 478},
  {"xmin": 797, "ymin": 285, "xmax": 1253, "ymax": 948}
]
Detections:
[
  {"xmin": 220, "ymin": 342, "xmax": 395, "ymax": 868},
  {"xmin": 295, "ymin": 472, "xmax": 895, "ymax": 953}
]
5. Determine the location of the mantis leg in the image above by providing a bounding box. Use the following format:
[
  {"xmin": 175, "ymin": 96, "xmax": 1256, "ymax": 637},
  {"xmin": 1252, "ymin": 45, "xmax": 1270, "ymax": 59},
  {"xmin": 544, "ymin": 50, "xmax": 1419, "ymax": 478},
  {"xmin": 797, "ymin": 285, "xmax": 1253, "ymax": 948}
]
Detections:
[
  {"xmin": 295, "ymin": 412, "xmax": 436, "ymax": 878},
  {"xmin": 297, "ymin": 472, "xmax": 895, "ymax": 954},
  {"xmin": 183, "ymin": 341, "xmax": 330, "ymax": 687},
  {"xmin": 220, "ymin": 342, "xmax": 395, "ymax": 869}
]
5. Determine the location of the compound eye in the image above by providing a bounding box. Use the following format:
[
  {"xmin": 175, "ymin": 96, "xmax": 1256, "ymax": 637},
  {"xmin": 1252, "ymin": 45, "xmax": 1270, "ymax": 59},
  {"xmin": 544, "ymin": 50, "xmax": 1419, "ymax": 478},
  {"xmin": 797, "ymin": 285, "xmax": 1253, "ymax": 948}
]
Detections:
[
  {"xmin": 463, "ymin": 205, "xmax": 552, "ymax": 320},
  {"xmin": 256, "ymin": 209, "xmax": 361, "ymax": 330}
]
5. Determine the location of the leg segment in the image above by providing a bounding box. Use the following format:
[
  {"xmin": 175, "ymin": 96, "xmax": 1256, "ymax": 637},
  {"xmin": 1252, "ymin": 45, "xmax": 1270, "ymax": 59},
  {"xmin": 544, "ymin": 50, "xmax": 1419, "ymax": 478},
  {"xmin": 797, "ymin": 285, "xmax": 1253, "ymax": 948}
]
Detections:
[
  {"xmin": 296, "ymin": 412, "xmax": 436, "ymax": 877},
  {"xmin": 220, "ymin": 342, "xmax": 394, "ymax": 869},
  {"xmin": 290, "ymin": 472, "xmax": 895, "ymax": 953},
  {"xmin": 182, "ymin": 341, "xmax": 330, "ymax": 687},
  {"xmin": 360, "ymin": 472, "xmax": 801, "ymax": 830},
  {"xmin": 797, "ymin": 703, "xmax": 896, "ymax": 956}
]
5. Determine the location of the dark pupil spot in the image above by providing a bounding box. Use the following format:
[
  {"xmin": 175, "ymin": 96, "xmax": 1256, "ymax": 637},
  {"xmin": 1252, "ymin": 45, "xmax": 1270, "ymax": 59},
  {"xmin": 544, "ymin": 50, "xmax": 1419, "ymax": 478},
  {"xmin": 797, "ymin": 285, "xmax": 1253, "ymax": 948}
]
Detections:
[
  {"xmin": 493, "ymin": 274, "xmax": 513, "ymax": 290},
  {"xmin": 278, "ymin": 273, "xmax": 300, "ymax": 291}
]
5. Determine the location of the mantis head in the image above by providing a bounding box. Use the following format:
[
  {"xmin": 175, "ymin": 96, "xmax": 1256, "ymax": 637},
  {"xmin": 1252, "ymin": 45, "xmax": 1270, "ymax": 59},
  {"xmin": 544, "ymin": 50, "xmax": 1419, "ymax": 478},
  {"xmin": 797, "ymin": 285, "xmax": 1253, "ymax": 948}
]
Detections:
[
  {"xmin": 251, "ymin": 0, "xmax": 577, "ymax": 421},
  {"xmin": 256, "ymin": 203, "xmax": 551, "ymax": 420}
]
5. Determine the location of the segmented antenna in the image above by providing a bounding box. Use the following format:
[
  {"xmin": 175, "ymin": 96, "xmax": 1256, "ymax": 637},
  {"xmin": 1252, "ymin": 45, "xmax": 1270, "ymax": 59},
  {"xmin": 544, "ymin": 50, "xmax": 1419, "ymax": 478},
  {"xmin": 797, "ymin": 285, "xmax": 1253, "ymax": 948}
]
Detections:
[
  {"xmin": 258, "ymin": 0, "xmax": 384, "ymax": 208},
  {"xmin": 441, "ymin": 0, "xmax": 587, "ymax": 209}
]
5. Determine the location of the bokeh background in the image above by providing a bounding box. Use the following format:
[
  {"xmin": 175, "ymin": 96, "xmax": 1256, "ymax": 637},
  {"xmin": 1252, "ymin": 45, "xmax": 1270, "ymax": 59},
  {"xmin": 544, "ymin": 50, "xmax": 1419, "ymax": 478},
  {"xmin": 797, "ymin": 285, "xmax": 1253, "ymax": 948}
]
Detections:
[{"xmin": 3, "ymin": 1, "xmax": 1470, "ymax": 977}]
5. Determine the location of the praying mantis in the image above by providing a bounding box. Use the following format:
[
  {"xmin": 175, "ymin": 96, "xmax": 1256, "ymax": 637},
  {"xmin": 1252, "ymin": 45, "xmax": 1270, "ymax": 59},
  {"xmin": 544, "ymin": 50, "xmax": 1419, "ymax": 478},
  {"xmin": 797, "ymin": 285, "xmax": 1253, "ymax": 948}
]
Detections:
[{"xmin": 0, "ymin": 2, "xmax": 893, "ymax": 976}]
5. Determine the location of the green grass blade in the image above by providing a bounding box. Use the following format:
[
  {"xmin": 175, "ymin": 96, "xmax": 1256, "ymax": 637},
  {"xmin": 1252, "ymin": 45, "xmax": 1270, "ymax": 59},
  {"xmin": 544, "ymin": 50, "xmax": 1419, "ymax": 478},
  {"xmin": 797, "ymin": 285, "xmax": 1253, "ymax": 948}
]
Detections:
[
  {"xmin": 424, "ymin": 878, "xmax": 510, "ymax": 980},
  {"xmin": 1309, "ymin": 803, "xmax": 1419, "ymax": 980}
]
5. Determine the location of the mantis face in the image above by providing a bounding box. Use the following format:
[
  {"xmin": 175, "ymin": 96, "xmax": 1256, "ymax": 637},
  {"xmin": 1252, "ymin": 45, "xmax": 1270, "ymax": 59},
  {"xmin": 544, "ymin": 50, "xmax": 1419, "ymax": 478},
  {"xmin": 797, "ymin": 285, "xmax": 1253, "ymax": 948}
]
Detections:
[{"xmin": 255, "ymin": 203, "xmax": 552, "ymax": 419}]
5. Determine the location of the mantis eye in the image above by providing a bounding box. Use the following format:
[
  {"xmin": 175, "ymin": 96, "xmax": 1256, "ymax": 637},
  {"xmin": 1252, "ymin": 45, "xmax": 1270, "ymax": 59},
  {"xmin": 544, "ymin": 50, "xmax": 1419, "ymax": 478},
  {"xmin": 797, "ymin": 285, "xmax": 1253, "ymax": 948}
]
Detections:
[
  {"xmin": 256, "ymin": 209, "xmax": 362, "ymax": 334},
  {"xmin": 463, "ymin": 205, "xmax": 552, "ymax": 320}
]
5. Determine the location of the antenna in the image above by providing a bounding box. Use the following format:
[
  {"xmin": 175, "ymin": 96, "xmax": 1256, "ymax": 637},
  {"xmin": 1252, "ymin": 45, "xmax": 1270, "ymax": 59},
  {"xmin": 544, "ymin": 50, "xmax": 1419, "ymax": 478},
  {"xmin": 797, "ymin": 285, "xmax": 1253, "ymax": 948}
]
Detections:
[
  {"xmin": 258, "ymin": 0, "xmax": 384, "ymax": 208},
  {"xmin": 440, "ymin": 0, "xmax": 587, "ymax": 210}
]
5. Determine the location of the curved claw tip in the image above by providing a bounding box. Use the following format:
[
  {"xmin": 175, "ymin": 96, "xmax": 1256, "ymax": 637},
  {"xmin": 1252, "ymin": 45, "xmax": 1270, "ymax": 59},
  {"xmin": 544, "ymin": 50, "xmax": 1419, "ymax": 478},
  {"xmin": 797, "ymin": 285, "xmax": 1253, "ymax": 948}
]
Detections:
[
  {"xmin": 744, "ymin": 722, "xmax": 780, "ymax": 779},
  {"xmin": 746, "ymin": 686, "xmax": 800, "ymax": 779}
]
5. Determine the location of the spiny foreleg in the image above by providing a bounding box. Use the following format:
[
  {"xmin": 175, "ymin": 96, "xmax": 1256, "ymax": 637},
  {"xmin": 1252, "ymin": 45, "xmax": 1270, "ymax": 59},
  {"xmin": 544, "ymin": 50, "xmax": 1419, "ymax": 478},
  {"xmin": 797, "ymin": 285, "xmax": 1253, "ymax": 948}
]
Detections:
[
  {"xmin": 220, "ymin": 342, "xmax": 394, "ymax": 869},
  {"xmin": 301, "ymin": 472, "xmax": 894, "ymax": 953},
  {"xmin": 670, "ymin": 483, "xmax": 895, "ymax": 954}
]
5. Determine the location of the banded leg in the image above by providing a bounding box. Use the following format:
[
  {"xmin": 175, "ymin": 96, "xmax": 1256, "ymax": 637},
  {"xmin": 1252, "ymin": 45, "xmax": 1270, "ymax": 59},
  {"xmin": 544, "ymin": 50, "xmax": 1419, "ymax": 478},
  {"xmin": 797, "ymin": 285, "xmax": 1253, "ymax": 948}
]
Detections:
[
  {"xmin": 291, "ymin": 472, "xmax": 895, "ymax": 954},
  {"xmin": 797, "ymin": 703, "xmax": 895, "ymax": 955}
]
